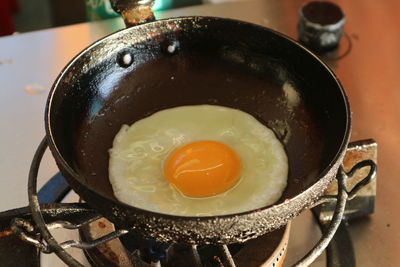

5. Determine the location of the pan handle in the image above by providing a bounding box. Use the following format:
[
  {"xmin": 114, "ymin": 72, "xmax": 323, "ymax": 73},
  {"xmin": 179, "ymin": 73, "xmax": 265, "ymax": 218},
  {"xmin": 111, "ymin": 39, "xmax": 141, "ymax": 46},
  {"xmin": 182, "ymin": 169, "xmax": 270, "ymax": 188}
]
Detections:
[
  {"xmin": 293, "ymin": 160, "xmax": 376, "ymax": 267},
  {"xmin": 110, "ymin": 0, "xmax": 156, "ymax": 27},
  {"xmin": 345, "ymin": 160, "xmax": 376, "ymax": 200}
]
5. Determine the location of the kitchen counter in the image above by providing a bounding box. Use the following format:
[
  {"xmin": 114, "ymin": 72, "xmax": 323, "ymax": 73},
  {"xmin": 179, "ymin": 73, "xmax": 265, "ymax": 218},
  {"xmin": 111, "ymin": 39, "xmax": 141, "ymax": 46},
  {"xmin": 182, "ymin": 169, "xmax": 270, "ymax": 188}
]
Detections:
[{"xmin": 1, "ymin": 0, "xmax": 399, "ymax": 266}]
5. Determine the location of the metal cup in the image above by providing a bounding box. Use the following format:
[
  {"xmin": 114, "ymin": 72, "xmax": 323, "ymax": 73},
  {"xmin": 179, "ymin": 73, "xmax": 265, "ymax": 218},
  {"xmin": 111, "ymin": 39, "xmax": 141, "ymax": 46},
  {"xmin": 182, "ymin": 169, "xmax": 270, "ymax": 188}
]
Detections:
[{"xmin": 298, "ymin": 1, "xmax": 345, "ymax": 52}]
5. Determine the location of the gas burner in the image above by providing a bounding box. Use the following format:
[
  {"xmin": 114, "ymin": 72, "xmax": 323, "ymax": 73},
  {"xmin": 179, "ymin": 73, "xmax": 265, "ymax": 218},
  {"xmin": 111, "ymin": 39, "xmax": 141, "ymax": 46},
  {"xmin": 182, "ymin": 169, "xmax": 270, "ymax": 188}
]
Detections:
[{"xmin": 80, "ymin": 217, "xmax": 289, "ymax": 267}]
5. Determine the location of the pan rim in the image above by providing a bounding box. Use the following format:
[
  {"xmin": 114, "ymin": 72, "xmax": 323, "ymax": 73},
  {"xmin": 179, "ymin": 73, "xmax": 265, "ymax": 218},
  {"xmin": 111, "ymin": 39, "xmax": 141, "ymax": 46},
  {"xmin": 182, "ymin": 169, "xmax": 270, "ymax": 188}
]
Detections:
[{"xmin": 45, "ymin": 16, "xmax": 351, "ymax": 222}]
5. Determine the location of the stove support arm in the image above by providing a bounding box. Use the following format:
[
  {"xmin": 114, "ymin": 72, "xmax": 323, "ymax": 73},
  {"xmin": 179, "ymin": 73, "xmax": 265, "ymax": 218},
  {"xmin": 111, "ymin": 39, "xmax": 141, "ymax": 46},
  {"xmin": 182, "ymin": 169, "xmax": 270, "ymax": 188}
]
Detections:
[{"xmin": 294, "ymin": 160, "xmax": 376, "ymax": 266}]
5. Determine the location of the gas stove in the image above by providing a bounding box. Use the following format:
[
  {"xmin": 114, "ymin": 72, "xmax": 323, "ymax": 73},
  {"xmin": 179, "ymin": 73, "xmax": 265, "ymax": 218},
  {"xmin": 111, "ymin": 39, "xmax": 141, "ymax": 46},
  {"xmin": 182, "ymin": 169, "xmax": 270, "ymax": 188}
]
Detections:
[
  {"xmin": 0, "ymin": 138, "xmax": 377, "ymax": 266},
  {"xmin": 0, "ymin": 0, "xmax": 399, "ymax": 266}
]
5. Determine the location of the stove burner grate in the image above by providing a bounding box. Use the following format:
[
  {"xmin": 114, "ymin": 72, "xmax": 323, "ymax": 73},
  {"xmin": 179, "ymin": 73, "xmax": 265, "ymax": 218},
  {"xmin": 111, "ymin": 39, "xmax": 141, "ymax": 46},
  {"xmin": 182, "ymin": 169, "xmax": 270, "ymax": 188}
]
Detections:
[{"xmin": 4, "ymin": 138, "xmax": 376, "ymax": 267}]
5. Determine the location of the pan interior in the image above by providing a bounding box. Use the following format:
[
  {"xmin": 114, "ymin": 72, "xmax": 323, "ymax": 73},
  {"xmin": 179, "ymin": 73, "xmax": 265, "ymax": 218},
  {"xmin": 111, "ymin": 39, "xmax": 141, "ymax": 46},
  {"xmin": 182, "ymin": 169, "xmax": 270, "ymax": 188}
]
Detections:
[{"xmin": 47, "ymin": 18, "xmax": 348, "ymax": 210}]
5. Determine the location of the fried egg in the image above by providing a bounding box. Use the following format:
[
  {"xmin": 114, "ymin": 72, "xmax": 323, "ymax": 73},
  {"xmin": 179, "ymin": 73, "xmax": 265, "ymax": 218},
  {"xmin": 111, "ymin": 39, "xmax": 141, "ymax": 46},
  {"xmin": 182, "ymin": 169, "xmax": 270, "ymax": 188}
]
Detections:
[{"xmin": 109, "ymin": 105, "xmax": 288, "ymax": 216}]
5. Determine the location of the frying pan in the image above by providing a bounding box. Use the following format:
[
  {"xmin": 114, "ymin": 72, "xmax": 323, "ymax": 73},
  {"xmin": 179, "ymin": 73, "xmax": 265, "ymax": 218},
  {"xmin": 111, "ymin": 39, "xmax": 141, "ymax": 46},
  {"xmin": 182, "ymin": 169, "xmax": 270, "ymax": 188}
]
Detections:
[{"xmin": 44, "ymin": 9, "xmax": 360, "ymax": 244}]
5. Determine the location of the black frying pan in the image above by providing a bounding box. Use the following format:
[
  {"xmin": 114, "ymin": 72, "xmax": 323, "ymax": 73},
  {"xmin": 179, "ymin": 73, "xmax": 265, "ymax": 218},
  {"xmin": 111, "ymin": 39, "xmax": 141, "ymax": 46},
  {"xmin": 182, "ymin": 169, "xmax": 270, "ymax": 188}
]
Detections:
[{"xmin": 46, "ymin": 16, "xmax": 350, "ymax": 244}]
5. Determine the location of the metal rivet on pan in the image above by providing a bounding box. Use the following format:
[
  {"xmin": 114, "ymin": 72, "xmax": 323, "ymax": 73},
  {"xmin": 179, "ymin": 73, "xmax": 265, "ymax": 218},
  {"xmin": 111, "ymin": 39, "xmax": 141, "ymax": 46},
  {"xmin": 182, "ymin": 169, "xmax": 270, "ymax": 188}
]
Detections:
[
  {"xmin": 167, "ymin": 45, "xmax": 175, "ymax": 53},
  {"xmin": 163, "ymin": 40, "xmax": 180, "ymax": 55},
  {"xmin": 118, "ymin": 51, "xmax": 133, "ymax": 68}
]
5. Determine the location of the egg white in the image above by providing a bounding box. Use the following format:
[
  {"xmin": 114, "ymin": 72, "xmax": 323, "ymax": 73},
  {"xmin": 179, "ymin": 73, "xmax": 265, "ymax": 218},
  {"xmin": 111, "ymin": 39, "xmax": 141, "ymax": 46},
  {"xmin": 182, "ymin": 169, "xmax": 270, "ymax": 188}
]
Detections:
[{"xmin": 109, "ymin": 105, "xmax": 288, "ymax": 216}]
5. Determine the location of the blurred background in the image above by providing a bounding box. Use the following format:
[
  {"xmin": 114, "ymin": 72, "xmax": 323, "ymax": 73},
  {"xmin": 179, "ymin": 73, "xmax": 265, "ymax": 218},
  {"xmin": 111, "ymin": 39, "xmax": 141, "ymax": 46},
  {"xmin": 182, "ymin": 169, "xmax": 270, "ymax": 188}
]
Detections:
[{"xmin": 0, "ymin": 0, "xmax": 251, "ymax": 36}]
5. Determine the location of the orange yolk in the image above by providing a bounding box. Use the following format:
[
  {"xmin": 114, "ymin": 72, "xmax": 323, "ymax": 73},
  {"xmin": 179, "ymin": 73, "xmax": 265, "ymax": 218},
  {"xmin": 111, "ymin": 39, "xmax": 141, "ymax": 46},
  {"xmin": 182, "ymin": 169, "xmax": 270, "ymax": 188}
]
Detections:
[{"xmin": 164, "ymin": 140, "xmax": 241, "ymax": 198}]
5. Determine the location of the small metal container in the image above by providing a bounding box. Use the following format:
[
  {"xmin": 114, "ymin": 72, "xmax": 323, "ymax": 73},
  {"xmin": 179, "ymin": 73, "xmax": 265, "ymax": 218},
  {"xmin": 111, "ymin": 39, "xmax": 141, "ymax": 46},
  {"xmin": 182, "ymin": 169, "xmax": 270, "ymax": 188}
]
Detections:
[{"xmin": 298, "ymin": 1, "xmax": 345, "ymax": 52}]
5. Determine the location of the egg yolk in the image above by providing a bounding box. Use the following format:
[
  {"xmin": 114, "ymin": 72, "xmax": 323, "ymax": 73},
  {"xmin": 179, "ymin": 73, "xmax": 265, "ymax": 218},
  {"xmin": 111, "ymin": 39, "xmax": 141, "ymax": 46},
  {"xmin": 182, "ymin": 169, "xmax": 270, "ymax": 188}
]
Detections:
[{"xmin": 164, "ymin": 140, "xmax": 241, "ymax": 198}]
